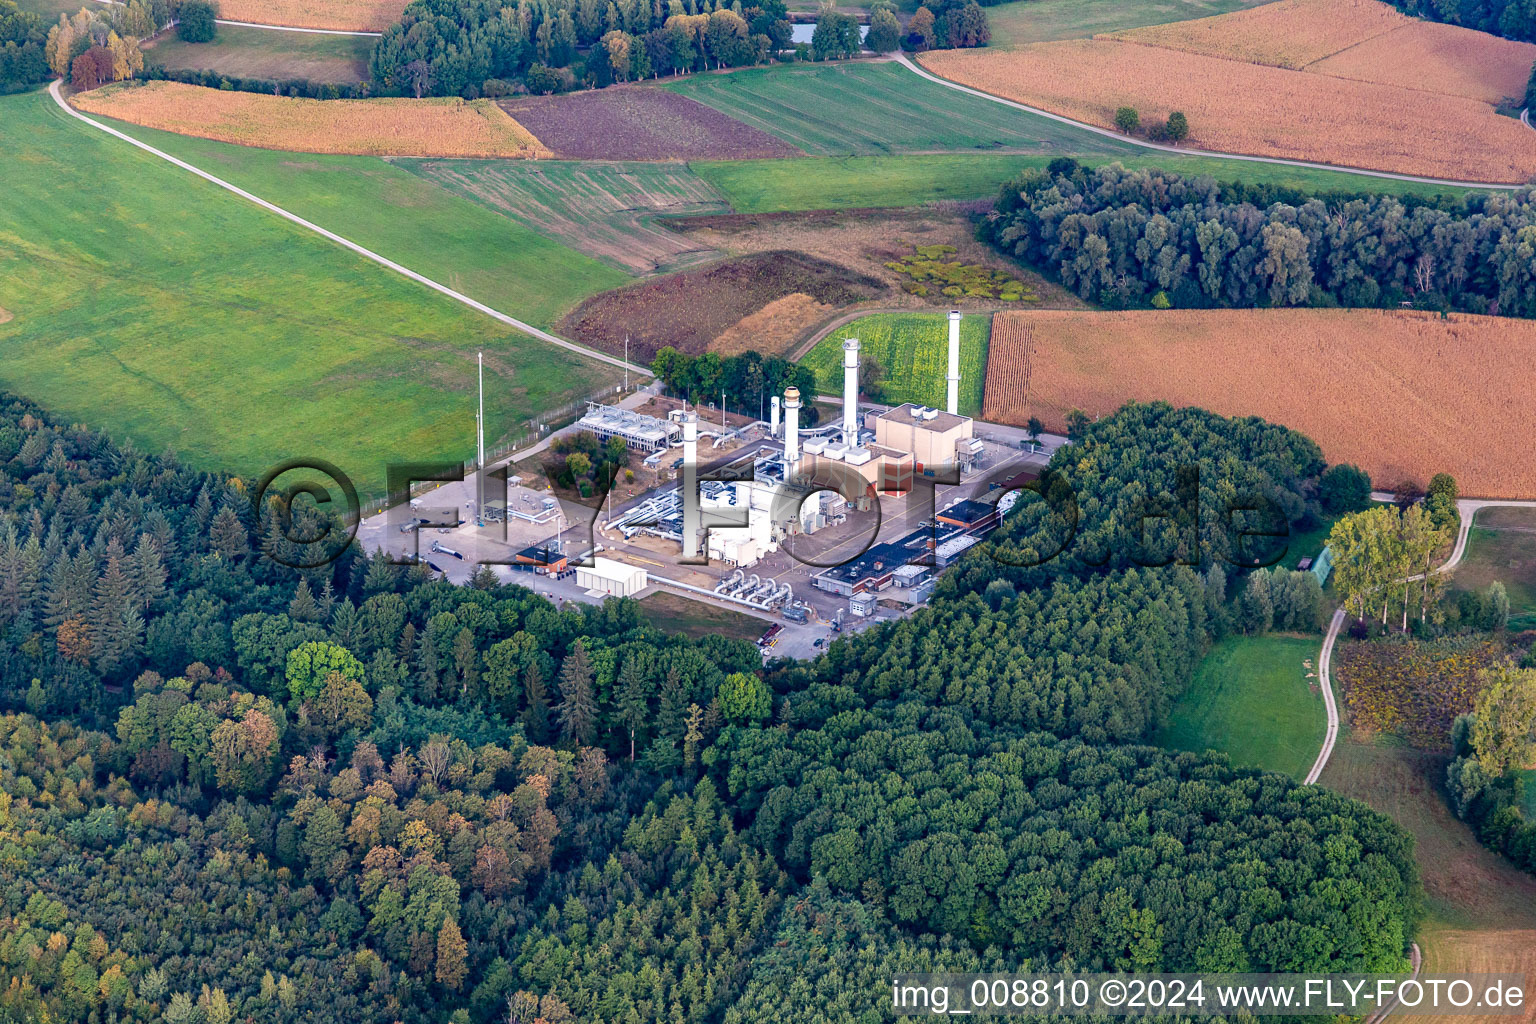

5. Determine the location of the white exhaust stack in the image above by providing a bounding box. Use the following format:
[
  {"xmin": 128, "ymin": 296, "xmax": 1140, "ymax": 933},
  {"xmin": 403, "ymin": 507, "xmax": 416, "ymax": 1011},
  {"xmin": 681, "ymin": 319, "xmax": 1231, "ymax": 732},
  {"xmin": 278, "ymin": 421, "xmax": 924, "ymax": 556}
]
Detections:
[
  {"xmin": 946, "ymin": 310, "xmax": 962, "ymax": 416},
  {"xmin": 770, "ymin": 395, "xmax": 780, "ymax": 437},
  {"xmin": 842, "ymin": 337, "xmax": 860, "ymax": 447},
  {"xmin": 682, "ymin": 412, "xmax": 699, "ymax": 559},
  {"xmin": 783, "ymin": 386, "xmax": 801, "ymax": 469}
]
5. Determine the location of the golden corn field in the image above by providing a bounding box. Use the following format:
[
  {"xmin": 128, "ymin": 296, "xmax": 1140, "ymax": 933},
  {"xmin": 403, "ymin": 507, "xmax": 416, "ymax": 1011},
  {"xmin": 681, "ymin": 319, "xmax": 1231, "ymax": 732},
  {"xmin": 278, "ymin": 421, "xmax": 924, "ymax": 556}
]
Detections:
[
  {"xmin": 983, "ymin": 309, "xmax": 1536, "ymax": 498},
  {"xmin": 1307, "ymin": 21, "xmax": 1536, "ymax": 104},
  {"xmin": 72, "ymin": 82, "xmax": 552, "ymax": 158},
  {"xmin": 1108, "ymin": 0, "xmax": 1409, "ymax": 69},
  {"xmin": 922, "ymin": 0, "xmax": 1536, "ymax": 183},
  {"xmin": 217, "ymin": 0, "xmax": 408, "ymax": 31}
]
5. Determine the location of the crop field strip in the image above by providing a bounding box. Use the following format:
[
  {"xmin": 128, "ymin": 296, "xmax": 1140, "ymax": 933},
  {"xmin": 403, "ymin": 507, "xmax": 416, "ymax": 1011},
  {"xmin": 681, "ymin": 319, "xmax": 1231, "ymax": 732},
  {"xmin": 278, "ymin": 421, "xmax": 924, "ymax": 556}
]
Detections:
[
  {"xmin": 665, "ymin": 62, "xmax": 1140, "ymax": 157},
  {"xmin": 401, "ymin": 159, "xmax": 731, "ymax": 274},
  {"xmin": 0, "ymin": 90, "xmax": 619, "ymax": 496},
  {"xmin": 984, "ymin": 308, "xmax": 1536, "ymax": 499},
  {"xmin": 88, "ymin": 117, "xmax": 626, "ymax": 330},
  {"xmin": 73, "ymin": 81, "xmax": 551, "ymax": 158},
  {"xmin": 499, "ymin": 87, "xmax": 803, "ymax": 160}
]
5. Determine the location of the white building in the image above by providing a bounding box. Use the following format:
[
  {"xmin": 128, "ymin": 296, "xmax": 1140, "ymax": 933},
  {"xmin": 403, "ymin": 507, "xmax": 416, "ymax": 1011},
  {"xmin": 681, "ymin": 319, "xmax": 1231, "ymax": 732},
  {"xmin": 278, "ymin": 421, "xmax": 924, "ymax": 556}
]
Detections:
[{"xmin": 576, "ymin": 557, "xmax": 648, "ymax": 597}]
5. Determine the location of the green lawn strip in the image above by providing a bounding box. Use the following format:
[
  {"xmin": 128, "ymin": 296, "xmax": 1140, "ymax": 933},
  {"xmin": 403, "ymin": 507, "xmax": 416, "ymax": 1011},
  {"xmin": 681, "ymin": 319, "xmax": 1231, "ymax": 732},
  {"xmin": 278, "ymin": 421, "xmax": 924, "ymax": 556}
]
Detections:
[
  {"xmin": 0, "ymin": 89, "xmax": 617, "ymax": 497},
  {"xmin": 801, "ymin": 312, "xmax": 989, "ymax": 417},
  {"xmin": 1153, "ymin": 634, "xmax": 1326, "ymax": 780},
  {"xmin": 91, "ymin": 117, "xmax": 629, "ymax": 329},
  {"xmin": 665, "ymin": 62, "xmax": 1138, "ymax": 157},
  {"xmin": 1450, "ymin": 509, "xmax": 1536, "ymax": 619},
  {"xmin": 693, "ymin": 151, "xmax": 1494, "ymax": 214}
]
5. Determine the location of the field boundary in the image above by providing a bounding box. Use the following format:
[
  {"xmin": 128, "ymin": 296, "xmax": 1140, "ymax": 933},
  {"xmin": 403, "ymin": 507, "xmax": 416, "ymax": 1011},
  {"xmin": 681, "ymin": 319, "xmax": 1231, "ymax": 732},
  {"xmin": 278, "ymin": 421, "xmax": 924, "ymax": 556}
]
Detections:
[
  {"xmin": 48, "ymin": 81, "xmax": 649, "ymax": 378},
  {"xmin": 897, "ymin": 54, "xmax": 1521, "ymax": 190}
]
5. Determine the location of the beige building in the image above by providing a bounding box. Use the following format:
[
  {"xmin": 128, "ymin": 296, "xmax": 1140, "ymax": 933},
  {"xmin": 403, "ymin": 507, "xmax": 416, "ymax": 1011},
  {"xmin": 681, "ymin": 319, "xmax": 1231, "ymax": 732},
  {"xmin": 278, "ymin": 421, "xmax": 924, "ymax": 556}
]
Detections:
[
  {"xmin": 874, "ymin": 404, "xmax": 974, "ymax": 474},
  {"xmin": 576, "ymin": 557, "xmax": 648, "ymax": 598}
]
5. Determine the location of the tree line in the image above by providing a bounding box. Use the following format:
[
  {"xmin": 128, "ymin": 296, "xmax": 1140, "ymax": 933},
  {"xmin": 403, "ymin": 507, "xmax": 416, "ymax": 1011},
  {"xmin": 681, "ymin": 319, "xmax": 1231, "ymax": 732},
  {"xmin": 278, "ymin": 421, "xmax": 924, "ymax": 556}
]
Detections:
[
  {"xmin": 989, "ymin": 159, "xmax": 1536, "ymax": 315},
  {"xmin": 649, "ymin": 346, "xmax": 821, "ymax": 424},
  {"xmin": 0, "ymin": 391, "xmax": 1427, "ymax": 1021},
  {"xmin": 368, "ymin": 0, "xmax": 985, "ymax": 99}
]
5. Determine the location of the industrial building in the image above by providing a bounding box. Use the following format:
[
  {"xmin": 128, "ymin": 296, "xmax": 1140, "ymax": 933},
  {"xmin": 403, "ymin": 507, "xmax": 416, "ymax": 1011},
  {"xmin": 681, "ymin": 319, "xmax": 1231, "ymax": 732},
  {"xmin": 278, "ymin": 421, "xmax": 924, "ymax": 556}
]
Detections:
[
  {"xmin": 935, "ymin": 498, "xmax": 1002, "ymax": 535},
  {"xmin": 576, "ymin": 557, "xmax": 648, "ymax": 597},
  {"xmin": 575, "ymin": 403, "xmax": 681, "ymax": 452}
]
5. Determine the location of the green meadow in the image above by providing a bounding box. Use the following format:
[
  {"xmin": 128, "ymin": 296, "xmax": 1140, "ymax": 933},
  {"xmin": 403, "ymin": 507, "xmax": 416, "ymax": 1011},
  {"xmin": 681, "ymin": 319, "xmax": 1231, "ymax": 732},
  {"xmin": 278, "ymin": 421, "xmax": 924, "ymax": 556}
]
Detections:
[{"xmin": 0, "ymin": 90, "xmax": 619, "ymax": 496}]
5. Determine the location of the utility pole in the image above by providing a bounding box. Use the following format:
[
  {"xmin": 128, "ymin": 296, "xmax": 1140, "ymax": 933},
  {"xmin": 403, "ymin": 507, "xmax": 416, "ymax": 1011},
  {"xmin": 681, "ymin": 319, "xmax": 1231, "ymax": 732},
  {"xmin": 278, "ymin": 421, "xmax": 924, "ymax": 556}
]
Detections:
[
  {"xmin": 624, "ymin": 335, "xmax": 629, "ymax": 392},
  {"xmin": 476, "ymin": 351, "xmax": 485, "ymax": 523}
]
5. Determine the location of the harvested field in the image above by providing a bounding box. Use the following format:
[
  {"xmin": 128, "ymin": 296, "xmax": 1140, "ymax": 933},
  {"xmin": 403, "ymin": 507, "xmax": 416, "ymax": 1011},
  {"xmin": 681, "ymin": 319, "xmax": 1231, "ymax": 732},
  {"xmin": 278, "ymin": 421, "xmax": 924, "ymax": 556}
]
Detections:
[
  {"xmin": 71, "ymin": 81, "xmax": 550, "ymax": 158},
  {"xmin": 499, "ymin": 86, "xmax": 802, "ymax": 160},
  {"xmin": 141, "ymin": 25, "xmax": 372, "ymax": 83},
  {"xmin": 402, "ymin": 159, "xmax": 727, "ymax": 273},
  {"xmin": 1107, "ymin": 0, "xmax": 1407, "ymax": 68},
  {"xmin": 559, "ymin": 252, "xmax": 883, "ymax": 361},
  {"xmin": 216, "ymin": 0, "xmax": 406, "ymax": 30},
  {"xmin": 922, "ymin": 20, "xmax": 1536, "ymax": 181},
  {"xmin": 983, "ymin": 309, "xmax": 1536, "ymax": 498},
  {"xmin": 1308, "ymin": 21, "xmax": 1536, "ymax": 103},
  {"xmin": 1109, "ymin": 0, "xmax": 1536, "ymax": 102},
  {"xmin": 709, "ymin": 294, "xmax": 836, "ymax": 357}
]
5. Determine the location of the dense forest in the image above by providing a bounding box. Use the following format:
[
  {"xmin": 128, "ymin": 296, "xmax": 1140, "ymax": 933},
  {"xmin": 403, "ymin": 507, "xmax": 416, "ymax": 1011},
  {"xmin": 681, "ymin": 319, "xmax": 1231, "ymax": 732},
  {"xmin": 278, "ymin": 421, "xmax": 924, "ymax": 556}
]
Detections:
[
  {"xmin": 988, "ymin": 159, "xmax": 1536, "ymax": 315},
  {"xmin": 0, "ymin": 393, "xmax": 1423, "ymax": 1022},
  {"xmin": 0, "ymin": 0, "xmax": 47, "ymax": 93}
]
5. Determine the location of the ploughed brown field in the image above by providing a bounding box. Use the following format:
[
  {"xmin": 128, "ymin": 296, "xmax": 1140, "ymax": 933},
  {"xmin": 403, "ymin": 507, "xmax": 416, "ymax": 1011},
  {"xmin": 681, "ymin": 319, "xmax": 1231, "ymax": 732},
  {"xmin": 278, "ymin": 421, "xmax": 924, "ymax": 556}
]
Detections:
[
  {"xmin": 921, "ymin": 0, "xmax": 1536, "ymax": 182},
  {"xmin": 984, "ymin": 309, "xmax": 1536, "ymax": 498},
  {"xmin": 71, "ymin": 82, "xmax": 551, "ymax": 158},
  {"xmin": 217, "ymin": 0, "xmax": 407, "ymax": 30},
  {"xmin": 559, "ymin": 251, "xmax": 883, "ymax": 361},
  {"xmin": 499, "ymin": 87, "xmax": 803, "ymax": 160}
]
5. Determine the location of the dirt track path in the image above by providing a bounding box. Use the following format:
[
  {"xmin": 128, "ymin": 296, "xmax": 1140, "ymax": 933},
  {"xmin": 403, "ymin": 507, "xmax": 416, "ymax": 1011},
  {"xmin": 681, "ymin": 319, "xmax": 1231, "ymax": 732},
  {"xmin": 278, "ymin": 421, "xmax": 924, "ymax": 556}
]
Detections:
[
  {"xmin": 49, "ymin": 80, "xmax": 650, "ymax": 379},
  {"xmin": 897, "ymin": 54, "xmax": 1522, "ymax": 191}
]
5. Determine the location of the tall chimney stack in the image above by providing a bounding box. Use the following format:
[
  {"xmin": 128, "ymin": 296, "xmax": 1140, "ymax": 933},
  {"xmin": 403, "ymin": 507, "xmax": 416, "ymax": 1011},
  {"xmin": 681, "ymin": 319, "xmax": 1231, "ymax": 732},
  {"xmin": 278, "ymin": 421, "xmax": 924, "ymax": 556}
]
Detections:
[
  {"xmin": 770, "ymin": 395, "xmax": 780, "ymax": 437},
  {"xmin": 842, "ymin": 337, "xmax": 860, "ymax": 448},
  {"xmin": 946, "ymin": 310, "xmax": 962, "ymax": 416},
  {"xmin": 783, "ymin": 386, "xmax": 801, "ymax": 470},
  {"xmin": 681, "ymin": 412, "xmax": 699, "ymax": 559}
]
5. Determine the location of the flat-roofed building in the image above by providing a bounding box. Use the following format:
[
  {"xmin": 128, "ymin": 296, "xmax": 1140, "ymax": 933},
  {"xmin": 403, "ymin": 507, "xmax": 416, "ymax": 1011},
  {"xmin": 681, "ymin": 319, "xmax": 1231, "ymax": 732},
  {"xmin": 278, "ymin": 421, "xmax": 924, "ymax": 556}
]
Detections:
[
  {"xmin": 576, "ymin": 557, "xmax": 648, "ymax": 597},
  {"xmin": 874, "ymin": 403, "xmax": 974, "ymax": 475}
]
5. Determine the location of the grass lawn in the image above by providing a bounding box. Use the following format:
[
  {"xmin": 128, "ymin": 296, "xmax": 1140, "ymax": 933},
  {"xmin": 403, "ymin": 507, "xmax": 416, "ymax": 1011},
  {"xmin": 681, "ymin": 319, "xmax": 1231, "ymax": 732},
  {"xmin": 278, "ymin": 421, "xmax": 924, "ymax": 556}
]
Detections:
[
  {"xmin": 1320, "ymin": 731, "xmax": 1536, "ymax": 998},
  {"xmin": 666, "ymin": 61, "xmax": 1140, "ymax": 157},
  {"xmin": 692, "ymin": 150, "xmax": 1494, "ymax": 215},
  {"xmin": 13, "ymin": 0, "xmax": 86, "ymax": 22},
  {"xmin": 638, "ymin": 591, "xmax": 767, "ymax": 642},
  {"xmin": 1449, "ymin": 506, "xmax": 1536, "ymax": 629},
  {"xmin": 90, "ymin": 117, "xmax": 628, "ymax": 329},
  {"xmin": 801, "ymin": 312, "xmax": 990, "ymax": 417},
  {"xmin": 0, "ymin": 89, "xmax": 618, "ymax": 497},
  {"xmin": 141, "ymin": 25, "xmax": 374, "ymax": 83},
  {"xmin": 986, "ymin": 0, "xmax": 1281, "ymax": 48},
  {"xmin": 1153, "ymin": 635, "xmax": 1325, "ymax": 779}
]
